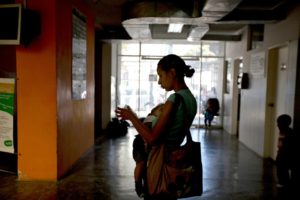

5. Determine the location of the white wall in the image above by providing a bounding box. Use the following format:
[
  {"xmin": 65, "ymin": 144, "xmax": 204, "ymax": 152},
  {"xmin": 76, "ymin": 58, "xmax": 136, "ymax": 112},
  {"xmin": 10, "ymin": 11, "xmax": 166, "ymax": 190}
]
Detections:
[{"xmin": 225, "ymin": 5, "xmax": 300, "ymax": 157}]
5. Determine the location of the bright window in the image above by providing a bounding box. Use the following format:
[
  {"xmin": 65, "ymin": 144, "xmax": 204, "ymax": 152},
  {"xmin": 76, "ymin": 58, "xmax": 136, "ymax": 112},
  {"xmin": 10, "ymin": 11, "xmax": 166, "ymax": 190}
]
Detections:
[{"xmin": 116, "ymin": 41, "xmax": 225, "ymax": 127}]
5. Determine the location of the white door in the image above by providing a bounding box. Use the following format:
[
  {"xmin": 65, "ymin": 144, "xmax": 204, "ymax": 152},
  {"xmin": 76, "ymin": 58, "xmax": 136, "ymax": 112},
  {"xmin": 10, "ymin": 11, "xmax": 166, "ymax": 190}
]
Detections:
[{"xmin": 270, "ymin": 46, "xmax": 288, "ymax": 160}]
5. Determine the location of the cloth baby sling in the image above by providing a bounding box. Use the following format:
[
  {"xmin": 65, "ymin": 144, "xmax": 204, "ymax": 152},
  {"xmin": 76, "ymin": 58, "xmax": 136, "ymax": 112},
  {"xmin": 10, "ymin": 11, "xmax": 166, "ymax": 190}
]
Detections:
[{"xmin": 146, "ymin": 93, "xmax": 203, "ymax": 198}]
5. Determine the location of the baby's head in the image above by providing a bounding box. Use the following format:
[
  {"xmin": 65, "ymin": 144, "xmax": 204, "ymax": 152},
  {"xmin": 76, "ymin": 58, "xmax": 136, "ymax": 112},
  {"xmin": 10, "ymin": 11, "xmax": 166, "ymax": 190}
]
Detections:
[{"xmin": 151, "ymin": 103, "xmax": 164, "ymax": 117}]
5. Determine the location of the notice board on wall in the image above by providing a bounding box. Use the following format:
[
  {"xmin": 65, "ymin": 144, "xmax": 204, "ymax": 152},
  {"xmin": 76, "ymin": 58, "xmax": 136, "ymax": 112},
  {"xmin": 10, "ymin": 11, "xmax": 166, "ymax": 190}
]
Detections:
[
  {"xmin": 71, "ymin": 9, "xmax": 87, "ymax": 100},
  {"xmin": 0, "ymin": 78, "xmax": 15, "ymax": 154},
  {"xmin": 250, "ymin": 51, "xmax": 265, "ymax": 78}
]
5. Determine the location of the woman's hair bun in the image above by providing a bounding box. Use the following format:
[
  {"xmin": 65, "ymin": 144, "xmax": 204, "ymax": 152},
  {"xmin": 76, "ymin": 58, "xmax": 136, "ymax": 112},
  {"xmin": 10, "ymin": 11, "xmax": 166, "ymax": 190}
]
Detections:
[{"xmin": 184, "ymin": 65, "xmax": 195, "ymax": 78}]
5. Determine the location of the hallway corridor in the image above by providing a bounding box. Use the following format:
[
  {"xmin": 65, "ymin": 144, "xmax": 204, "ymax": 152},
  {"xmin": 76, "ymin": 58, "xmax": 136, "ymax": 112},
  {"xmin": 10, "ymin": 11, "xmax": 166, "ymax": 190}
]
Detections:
[{"xmin": 0, "ymin": 128, "xmax": 295, "ymax": 200}]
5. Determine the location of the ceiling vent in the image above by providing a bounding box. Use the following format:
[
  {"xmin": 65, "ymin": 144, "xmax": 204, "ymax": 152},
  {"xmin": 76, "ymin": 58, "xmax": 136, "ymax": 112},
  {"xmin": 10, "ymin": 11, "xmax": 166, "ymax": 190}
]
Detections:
[{"xmin": 121, "ymin": 0, "xmax": 210, "ymax": 40}]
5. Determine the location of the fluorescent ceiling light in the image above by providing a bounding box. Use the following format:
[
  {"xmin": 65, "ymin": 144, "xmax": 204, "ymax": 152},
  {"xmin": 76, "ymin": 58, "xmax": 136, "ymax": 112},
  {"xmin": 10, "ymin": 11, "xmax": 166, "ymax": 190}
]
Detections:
[{"xmin": 168, "ymin": 23, "xmax": 183, "ymax": 33}]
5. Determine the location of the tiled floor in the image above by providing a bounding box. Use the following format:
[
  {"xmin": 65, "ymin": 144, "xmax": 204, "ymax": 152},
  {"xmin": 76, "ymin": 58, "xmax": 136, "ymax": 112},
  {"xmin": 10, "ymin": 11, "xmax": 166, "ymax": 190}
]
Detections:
[{"xmin": 0, "ymin": 128, "xmax": 297, "ymax": 200}]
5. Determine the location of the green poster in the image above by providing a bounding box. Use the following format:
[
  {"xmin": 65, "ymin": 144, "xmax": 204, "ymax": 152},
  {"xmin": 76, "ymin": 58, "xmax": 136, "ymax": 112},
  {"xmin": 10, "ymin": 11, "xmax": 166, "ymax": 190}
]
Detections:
[{"xmin": 0, "ymin": 78, "xmax": 15, "ymax": 154}]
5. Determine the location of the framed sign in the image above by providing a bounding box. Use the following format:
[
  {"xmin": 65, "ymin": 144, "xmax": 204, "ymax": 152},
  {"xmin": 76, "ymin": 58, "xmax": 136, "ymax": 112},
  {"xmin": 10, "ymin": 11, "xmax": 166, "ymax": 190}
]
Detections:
[
  {"xmin": 250, "ymin": 51, "xmax": 265, "ymax": 78},
  {"xmin": 72, "ymin": 9, "xmax": 87, "ymax": 100}
]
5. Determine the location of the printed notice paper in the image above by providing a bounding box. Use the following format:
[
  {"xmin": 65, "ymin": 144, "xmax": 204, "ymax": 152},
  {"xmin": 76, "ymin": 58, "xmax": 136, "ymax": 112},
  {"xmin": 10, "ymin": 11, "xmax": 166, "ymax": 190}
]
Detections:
[{"xmin": 0, "ymin": 78, "xmax": 15, "ymax": 153}]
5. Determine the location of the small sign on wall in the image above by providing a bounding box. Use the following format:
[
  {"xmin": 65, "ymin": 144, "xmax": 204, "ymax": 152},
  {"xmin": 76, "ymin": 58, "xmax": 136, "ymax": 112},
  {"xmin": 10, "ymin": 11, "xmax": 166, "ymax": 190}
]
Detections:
[{"xmin": 250, "ymin": 51, "xmax": 265, "ymax": 78}]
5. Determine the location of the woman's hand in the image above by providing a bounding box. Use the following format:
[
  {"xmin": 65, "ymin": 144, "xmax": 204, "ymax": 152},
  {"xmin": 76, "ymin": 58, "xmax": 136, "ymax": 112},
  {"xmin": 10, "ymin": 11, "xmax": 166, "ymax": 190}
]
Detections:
[{"xmin": 115, "ymin": 106, "xmax": 136, "ymax": 121}]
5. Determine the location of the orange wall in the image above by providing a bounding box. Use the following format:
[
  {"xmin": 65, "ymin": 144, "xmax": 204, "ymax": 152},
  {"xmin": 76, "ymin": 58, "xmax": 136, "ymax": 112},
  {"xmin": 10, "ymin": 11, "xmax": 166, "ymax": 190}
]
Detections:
[
  {"xmin": 56, "ymin": 0, "xmax": 95, "ymax": 178},
  {"xmin": 16, "ymin": 0, "xmax": 57, "ymax": 180},
  {"xmin": 16, "ymin": 0, "xmax": 95, "ymax": 180}
]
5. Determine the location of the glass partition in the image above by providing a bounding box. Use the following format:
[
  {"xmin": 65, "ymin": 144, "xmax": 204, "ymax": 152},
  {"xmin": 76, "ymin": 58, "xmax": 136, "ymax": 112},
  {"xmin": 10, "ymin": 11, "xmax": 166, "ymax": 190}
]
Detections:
[{"xmin": 118, "ymin": 56, "xmax": 140, "ymax": 110}]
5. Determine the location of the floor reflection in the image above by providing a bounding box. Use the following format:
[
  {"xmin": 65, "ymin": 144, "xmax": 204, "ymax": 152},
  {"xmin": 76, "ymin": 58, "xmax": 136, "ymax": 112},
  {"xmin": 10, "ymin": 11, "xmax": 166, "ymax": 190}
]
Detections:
[{"xmin": 0, "ymin": 128, "xmax": 295, "ymax": 200}]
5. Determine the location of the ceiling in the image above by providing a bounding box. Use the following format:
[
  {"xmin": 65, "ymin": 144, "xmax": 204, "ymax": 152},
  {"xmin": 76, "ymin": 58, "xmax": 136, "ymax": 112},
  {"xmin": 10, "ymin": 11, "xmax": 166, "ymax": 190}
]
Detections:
[{"xmin": 84, "ymin": 0, "xmax": 298, "ymax": 41}]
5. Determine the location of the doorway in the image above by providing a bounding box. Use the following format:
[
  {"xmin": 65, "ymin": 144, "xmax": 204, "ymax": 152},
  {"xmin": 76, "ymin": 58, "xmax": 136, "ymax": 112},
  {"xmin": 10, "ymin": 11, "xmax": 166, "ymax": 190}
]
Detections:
[
  {"xmin": 236, "ymin": 58, "xmax": 243, "ymax": 138},
  {"xmin": 265, "ymin": 45, "xmax": 289, "ymax": 160}
]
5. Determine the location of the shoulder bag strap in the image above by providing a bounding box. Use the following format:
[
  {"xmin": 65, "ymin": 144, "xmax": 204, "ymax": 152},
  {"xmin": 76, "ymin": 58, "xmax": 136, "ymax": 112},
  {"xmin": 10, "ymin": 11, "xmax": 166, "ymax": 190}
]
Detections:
[{"xmin": 174, "ymin": 93, "xmax": 193, "ymax": 143}]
